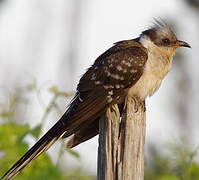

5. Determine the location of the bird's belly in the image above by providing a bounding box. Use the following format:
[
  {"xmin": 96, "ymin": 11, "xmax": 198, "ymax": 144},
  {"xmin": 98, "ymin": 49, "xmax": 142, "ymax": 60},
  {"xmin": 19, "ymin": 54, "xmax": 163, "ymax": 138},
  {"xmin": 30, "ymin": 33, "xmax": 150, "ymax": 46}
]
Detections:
[{"xmin": 128, "ymin": 72, "xmax": 162, "ymax": 100}]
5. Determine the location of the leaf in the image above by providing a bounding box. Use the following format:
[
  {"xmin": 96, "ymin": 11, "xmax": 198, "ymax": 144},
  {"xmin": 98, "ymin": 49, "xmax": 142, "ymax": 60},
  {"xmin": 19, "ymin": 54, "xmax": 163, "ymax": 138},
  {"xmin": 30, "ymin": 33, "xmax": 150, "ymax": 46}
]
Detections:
[
  {"xmin": 49, "ymin": 86, "xmax": 74, "ymax": 97},
  {"xmin": 30, "ymin": 124, "xmax": 42, "ymax": 138},
  {"xmin": 49, "ymin": 86, "xmax": 60, "ymax": 96},
  {"xmin": 0, "ymin": 111, "xmax": 14, "ymax": 118},
  {"xmin": 67, "ymin": 149, "xmax": 80, "ymax": 159}
]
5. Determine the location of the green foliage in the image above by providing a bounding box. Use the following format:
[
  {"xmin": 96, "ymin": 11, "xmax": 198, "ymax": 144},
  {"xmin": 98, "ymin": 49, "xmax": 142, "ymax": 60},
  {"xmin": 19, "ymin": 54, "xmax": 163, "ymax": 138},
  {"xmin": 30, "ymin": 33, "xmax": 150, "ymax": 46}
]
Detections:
[
  {"xmin": 67, "ymin": 149, "xmax": 81, "ymax": 159},
  {"xmin": 0, "ymin": 123, "xmax": 64, "ymax": 180},
  {"xmin": 64, "ymin": 171, "xmax": 94, "ymax": 180},
  {"xmin": 29, "ymin": 124, "xmax": 42, "ymax": 139},
  {"xmin": 0, "ymin": 123, "xmax": 30, "ymax": 173},
  {"xmin": 1, "ymin": 82, "xmax": 199, "ymax": 180},
  {"xmin": 0, "ymin": 83, "xmax": 94, "ymax": 180},
  {"xmin": 145, "ymin": 143, "xmax": 199, "ymax": 180}
]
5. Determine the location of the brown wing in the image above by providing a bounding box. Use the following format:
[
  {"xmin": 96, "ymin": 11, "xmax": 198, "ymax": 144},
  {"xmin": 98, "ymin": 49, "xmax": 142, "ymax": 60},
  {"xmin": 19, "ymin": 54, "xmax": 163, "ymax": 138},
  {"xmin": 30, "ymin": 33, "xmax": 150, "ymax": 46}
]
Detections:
[{"xmin": 62, "ymin": 40, "xmax": 148, "ymax": 143}]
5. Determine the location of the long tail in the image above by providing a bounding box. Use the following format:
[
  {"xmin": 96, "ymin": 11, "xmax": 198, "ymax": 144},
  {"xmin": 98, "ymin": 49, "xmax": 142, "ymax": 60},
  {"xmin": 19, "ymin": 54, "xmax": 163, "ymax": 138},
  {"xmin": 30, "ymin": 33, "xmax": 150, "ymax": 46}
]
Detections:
[
  {"xmin": 0, "ymin": 119, "xmax": 66, "ymax": 180},
  {"xmin": 1, "ymin": 90, "xmax": 110, "ymax": 179}
]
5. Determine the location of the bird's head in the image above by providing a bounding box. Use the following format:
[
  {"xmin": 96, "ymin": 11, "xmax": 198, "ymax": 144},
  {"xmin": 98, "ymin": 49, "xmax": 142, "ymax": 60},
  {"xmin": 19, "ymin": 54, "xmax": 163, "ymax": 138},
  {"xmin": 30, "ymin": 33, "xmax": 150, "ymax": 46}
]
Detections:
[{"xmin": 140, "ymin": 20, "xmax": 191, "ymax": 56}]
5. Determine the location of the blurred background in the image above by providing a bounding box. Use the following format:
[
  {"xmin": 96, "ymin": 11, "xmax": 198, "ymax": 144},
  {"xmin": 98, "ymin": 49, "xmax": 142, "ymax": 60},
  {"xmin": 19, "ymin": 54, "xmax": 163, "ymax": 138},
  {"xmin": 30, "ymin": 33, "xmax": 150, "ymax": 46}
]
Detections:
[{"xmin": 0, "ymin": 0, "xmax": 199, "ymax": 179}]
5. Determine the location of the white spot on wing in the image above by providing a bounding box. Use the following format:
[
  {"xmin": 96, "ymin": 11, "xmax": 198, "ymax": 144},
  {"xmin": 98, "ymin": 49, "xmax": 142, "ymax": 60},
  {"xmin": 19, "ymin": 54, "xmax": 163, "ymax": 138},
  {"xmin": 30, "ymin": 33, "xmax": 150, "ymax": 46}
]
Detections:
[
  {"xmin": 107, "ymin": 95, "xmax": 113, "ymax": 103},
  {"xmin": 104, "ymin": 85, "xmax": 114, "ymax": 89},
  {"xmin": 110, "ymin": 74, "xmax": 124, "ymax": 80},
  {"xmin": 115, "ymin": 84, "xmax": 120, "ymax": 89},
  {"xmin": 95, "ymin": 81, "xmax": 102, "ymax": 85},
  {"xmin": 91, "ymin": 73, "xmax": 96, "ymax": 80},
  {"xmin": 108, "ymin": 90, "xmax": 113, "ymax": 95},
  {"xmin": 116, "ymin": 65, "xmax": 123, "ymax": 71},
  {"xmin": 131, "ymin": 69, "xmax": 138, "ymax": 73}
]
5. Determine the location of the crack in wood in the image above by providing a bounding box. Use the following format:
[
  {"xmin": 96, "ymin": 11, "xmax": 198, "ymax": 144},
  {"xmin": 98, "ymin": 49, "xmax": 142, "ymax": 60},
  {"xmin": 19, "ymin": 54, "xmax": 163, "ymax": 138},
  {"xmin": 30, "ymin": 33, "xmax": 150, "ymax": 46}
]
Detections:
[{"xmin": 97, "ymin": 96, "xmax": 146, "ymax": 180}]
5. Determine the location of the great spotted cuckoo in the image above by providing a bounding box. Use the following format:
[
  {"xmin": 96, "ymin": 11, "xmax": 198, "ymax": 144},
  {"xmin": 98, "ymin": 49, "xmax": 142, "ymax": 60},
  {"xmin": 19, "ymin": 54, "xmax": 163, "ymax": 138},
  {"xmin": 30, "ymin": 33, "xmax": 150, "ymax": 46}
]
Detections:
[{"xmin": 1, "ymin": 21, "xmax": 190, "ymax": 180}]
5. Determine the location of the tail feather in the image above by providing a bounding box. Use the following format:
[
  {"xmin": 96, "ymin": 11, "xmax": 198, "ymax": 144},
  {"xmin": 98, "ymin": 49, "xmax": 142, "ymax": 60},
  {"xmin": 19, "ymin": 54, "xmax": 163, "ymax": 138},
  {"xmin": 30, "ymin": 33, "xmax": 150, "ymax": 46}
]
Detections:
[
  {"xmin": 1, "ymin": 124, "xmax": 63, "ymax": 180},
  {"xmin": 66, "ymin": 118, "xmax": 99, "ymax": 148}
]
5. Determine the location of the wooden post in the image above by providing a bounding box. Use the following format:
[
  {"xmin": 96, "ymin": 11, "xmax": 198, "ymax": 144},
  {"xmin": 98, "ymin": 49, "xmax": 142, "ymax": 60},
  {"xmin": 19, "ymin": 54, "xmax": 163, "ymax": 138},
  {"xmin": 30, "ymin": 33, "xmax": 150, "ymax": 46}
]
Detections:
[{"xmin": 97, "ymin": 96, "xmax": 146, "ymax": 180}]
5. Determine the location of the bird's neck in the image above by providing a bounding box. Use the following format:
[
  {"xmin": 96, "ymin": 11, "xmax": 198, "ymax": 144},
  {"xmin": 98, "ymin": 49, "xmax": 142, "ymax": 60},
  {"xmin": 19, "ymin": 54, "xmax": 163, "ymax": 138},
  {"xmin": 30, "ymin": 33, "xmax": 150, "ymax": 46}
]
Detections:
[{"xmin": 139, "ymin": 35, "xmax": 176, "ymax": 64}]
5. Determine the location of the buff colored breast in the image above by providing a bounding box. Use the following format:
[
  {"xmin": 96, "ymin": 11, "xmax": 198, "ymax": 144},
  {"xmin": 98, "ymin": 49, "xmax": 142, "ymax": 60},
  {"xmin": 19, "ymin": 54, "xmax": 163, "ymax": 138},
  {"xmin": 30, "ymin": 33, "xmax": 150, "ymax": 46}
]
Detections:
[{"xmin": 128, "ymin": 50, "xmax": 173, "ymax": 100}]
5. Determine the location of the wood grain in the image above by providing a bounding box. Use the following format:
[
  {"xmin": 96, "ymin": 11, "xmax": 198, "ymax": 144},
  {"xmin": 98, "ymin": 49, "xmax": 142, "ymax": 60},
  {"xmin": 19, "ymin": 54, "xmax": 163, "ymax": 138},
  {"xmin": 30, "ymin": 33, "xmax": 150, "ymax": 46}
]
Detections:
[{"xmin": 97, "ymin": 96, "xmax": 146, "ymax": 180}]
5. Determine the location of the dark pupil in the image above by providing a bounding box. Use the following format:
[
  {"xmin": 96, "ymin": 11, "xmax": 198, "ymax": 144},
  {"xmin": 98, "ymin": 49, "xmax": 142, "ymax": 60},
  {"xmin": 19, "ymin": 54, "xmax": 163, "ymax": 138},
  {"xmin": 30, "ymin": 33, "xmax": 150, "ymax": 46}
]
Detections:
[{"xmin": 162, "ymin": 38, "xmax": 170, "ymax": 44}]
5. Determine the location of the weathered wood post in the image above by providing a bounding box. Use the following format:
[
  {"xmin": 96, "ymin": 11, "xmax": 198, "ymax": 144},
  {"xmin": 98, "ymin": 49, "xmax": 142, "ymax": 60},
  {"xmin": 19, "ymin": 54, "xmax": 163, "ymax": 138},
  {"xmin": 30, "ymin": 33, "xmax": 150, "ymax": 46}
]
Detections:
[{"xmin": 97, "ymin": 96, "xmax": 146, "ymax": 180}]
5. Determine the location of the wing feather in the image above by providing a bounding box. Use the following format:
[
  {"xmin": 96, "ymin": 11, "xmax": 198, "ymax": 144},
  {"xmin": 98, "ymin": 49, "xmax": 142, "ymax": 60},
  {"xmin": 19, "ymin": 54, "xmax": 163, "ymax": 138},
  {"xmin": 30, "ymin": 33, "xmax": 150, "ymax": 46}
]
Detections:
[{"xmin": 63, "ymin": 39, "xmax": 148, "ymax": 143}]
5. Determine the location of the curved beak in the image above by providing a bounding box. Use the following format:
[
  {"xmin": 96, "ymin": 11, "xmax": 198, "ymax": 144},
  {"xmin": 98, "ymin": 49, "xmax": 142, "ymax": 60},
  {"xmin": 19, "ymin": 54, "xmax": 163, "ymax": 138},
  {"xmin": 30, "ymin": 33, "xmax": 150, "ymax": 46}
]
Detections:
[{"xmin": 176, "ymin": 40, "xmax": 191, "ymax": 48}]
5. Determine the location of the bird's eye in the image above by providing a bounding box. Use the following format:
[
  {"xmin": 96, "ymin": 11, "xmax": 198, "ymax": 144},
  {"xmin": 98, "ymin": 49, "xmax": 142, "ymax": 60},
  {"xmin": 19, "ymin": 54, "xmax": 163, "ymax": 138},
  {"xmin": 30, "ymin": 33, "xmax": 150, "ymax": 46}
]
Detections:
[{"xmin": 162, "ymin": 38, "xmax": 170, "ymax": 45}]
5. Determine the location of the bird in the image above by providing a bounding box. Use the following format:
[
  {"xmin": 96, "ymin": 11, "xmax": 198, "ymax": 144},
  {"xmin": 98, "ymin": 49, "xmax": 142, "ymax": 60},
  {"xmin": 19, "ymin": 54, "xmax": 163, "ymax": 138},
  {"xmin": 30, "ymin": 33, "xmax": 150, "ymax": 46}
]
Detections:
[{"xmin": 1, "ymin": 20, "xmax": 191, "ymax": 180}]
